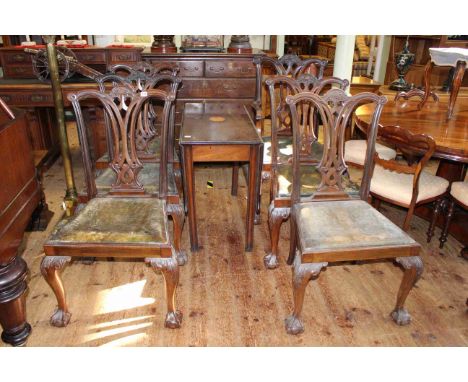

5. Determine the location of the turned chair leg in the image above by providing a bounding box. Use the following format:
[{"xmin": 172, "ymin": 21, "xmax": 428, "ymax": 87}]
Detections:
[
  {"xmin": 285, "ymin": 254, "xmax": 327, "ymax": 335},
  {"xmin": 167, "ymin": 204, "xmax": 187, "ymax": 266},
  {"xmin": 231, "ymin": 162, "xmax": 240, "ymax": 196},
  {"xmin": 427, "ymin": 199, "xmax": 443, "ymax": 243},
  {"xmin": 40, "ymin": 256, "xmax": 72, "ymax": 327},
  {"xmin": 264, "ymin": 204, "xmax": 289, "ymax": 269},
  {"xmin": 146, "ymin": 256, "xmax": 182, "ymax": 329},
  {"xmin": 439, "ymin": 199, "xmax": 455, "ymax": 249},
  {"xmin": 391, "ymin": 256, "xmax": 423, "ymax": 325}
]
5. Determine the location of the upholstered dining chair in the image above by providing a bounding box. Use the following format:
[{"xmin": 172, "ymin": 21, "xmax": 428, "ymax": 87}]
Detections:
[
  {"xmin": 284, "ymin": 89, "xmax": 423, "ymax": 335},
  {"xmin": 41, "ymin": 88, "xmax": 185, "ymax": 330},
  {"xmin": 262, "ymin": 74, "xmax": 351, "ymax": 269},
  {"xmin": 438, "ymin": 181, "xmax": 468, "ymax": 260},
  {"xmin": 369, "ymin": 125, "xmax": 449, "ymax": 234},
  {"xmin": 82, "ymin": 82, "xmax": 186, "ymax": 265}
]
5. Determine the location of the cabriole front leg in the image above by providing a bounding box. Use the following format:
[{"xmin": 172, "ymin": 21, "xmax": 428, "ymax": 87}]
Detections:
[
  {"xmin": 40, "ymin": 256, "xmax": 72, "ymax": 327},
  {"xmin": 391, "ymin": 256, "xmax": 423, "ymax": 325},
  {"xmin": 264, "ymin": 203, "xmax": 289, "ymax": 269},
  {"xmin": 285, "ymin": 253, "xmax": 327, "ymax": 335},
  {"xmin": 146, "ymin": 256, "xmax": 182, "ymax": 329}
]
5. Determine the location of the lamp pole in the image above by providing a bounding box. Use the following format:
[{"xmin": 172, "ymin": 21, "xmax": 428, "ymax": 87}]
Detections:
[{"xmin": 43, "ymin": 35, "xmax": 77, "ymax": 216}]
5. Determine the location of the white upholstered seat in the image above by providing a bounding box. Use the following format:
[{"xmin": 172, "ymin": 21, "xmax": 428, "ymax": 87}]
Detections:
[
  {"xmin": 370, "ymin": 165, "xmax": 449, "ymax": 206},
  {"xmin": 450, "ymin": 181, "xmax": 468, "ymax": 205},
  {"xmin": 345, "ymin": 140, "xmax": 397, "ymax": 166}
]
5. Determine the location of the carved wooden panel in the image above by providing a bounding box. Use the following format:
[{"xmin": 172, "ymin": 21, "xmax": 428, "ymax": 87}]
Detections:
[{"xmin": 205, "ymin": 60, "xmax": 256, "ymax": 78}]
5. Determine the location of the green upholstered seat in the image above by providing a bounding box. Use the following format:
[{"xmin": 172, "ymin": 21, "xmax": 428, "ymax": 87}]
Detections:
[
  {"xmin": 95, "ymin": 163, "xmax": 178, "ymax": 195},
  {"xmin": 276, "ymin": 163, "xmax": 360, "ymax": 198},
  {"xmin": 47, "ymin": 197, "xmax": 168, "ymax": 245},
  {"xmin": 294, "ymin": 199, "xmax": 417, "ymax": 254}
]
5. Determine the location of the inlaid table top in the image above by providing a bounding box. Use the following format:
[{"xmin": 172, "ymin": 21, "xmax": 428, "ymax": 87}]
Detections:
[
  {"xmin": 180, "ymin": 102, "xmax": 262, "ymax": 145},
  {"xmin": 355, "ymin": 97, "xmax": 468, "ymax": 163}
]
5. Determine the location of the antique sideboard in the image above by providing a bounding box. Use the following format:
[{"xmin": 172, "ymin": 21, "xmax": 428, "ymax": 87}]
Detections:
[{"xmin": 0, "ymin": 48, "xmax": 264, "ymax": 163}]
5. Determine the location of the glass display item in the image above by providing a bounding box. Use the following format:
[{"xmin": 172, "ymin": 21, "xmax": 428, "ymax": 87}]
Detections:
[{"xmin": 181, "ymin": 35, "xmax": 224, "ymax": 52}]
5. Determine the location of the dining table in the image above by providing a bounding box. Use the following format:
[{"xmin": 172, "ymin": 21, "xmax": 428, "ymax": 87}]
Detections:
[
  {"xmin": 179, "ymin": 102, "xmax": 263, "ymax": 252},
  {"xmin": 355, "ymin": 93, "xmax": 467, "ymax": 247}
]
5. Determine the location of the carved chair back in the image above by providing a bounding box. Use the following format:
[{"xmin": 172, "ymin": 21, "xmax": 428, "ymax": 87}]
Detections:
[
  {"xmin": 371, "ymin": 125, "xmax": 436, "ymax": 208},
  {"xmin": 108, "ymin": 62, "xmax": 179, "ymax": 90},
  {"xmin": 95, "ymin": 72, "xmax": 182, "ymax": 162},
  {"xmin": 286, "ymin": 89, "xmax": 387, "ymax": 203},
  {"xmin": 253, "ymin": 55, "xmax": 328, "ymax": 127},
  {"xmin": 68, "ymin": 86, "xmax": 175, "ymax": 201},
  {"xmin": 267, "ymin": 76, "xmax": 350, "ymax": 203}
]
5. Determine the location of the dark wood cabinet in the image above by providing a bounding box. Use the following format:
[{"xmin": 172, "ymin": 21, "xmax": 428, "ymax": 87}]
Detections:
[{"xmin": 0, "ymin": 104, "xmax": 42, "ymax": 346}]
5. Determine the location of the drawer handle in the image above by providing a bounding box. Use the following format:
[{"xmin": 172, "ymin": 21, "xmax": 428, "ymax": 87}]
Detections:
[
  {"xmin": 12, "ymin": 54, "xmax": 26, "ymax": 62},
  {"xmin": 182, "ymin": 65, "xmax": 199, "ymax": 72},
  {"xmin": 115, "ymin": 54, "xmax": 131, "ymax": 60},
  {"xmin": 81, "ymin": 55, "xmax": 98, "ymax": 61},
  {"xmin": 209, "ymin": 66, "xmax": 225, "ymax": 73},
  {"xmin": 13, "ymin": 67, "xmax": 27, "ymax": 73},
  {"xmin": 0, "ymin": 95, "xmax": 12, "ymax": 102},
  {"xmin": 31, "ymin": 95, "xmax": 47, "ymax": 102}
]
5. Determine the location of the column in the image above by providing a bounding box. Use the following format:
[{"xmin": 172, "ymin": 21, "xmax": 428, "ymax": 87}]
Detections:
[
  {"xmin": 332, "ymin": 35, "xmax": 356, "ymax": 90},
  {"xmin": 276, "ymin": 35, "xmax": 285, "ymax": 57},
  {"xmin": 373, "ymin": 35, "xmax": 391, "ymax": 83}
]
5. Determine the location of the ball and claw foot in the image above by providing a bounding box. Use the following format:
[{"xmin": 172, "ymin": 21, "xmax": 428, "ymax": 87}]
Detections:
[
  {"xmin": 50, "ymin": 308, "xmax": 71, "ymax": 327},
  {"xmin": 264, "ymin": 253, "xmax": 279, "ymax": 269},
  {"xmin": 165, "ymin": 310, "xmax": 183, "ymax": 329},
  {"xmin": 176, "ymin": 251, "xmax": 188, "ymax": 266},
  {"xmin": 391, "ymin": 308, "xmax": 411, "ymax": 326},
  {"xmin": 285, "ymin": 315, "xmax": 304, "ymax": 335}
]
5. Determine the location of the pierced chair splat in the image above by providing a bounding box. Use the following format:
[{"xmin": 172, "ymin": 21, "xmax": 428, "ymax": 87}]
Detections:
[
  {"xmin": 284, "ymin": 89, "xmax": 423, "ymax": 335},
  {"xmin": 41, "ymin": 88, "xmax": 186, "ymax": 330}
]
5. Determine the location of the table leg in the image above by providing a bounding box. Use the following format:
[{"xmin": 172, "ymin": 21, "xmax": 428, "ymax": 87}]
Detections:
[
  {"xmin": 419, "ymin": 60, "xmax": 435, "ymax": 109},
  {"xmin": 246, "ymin": 145, "xmax": 259, "ymax": 251},
  {"xmin": 447, "ymin": 61, "xmax": 466, "ymax": 120},
  {"xmin": 254, "ymin": 143, "xmax": 264, "ymax": 225},
  {"xmin": 183, "ymin": 145, "xmax": 199, "ymax": 251}
]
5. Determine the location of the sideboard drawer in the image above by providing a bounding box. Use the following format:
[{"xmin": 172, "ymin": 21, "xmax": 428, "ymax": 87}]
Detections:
[
  {"xmin": 204, "ymin": 79, "xmax": 256, "ymax": 98},
  {"xmin": 2, "ymin": 51, "xmax": 32, "ymax": 65},
  {"xmin": 205, "ymin": 60, "xmax": 255, "ymax": 78},
  {"xmin": 0, "ymin": 91, "xmax": 53, "ymax": 106},
  {"xmin": 3, "ymin": 65, "xmax": 35, "ymax": 78},
  {"xmin": 109, "ymin": 50, "xmax": 140, "ymax": 63},
  {"xmin": 177, "ymin": 78, "xmax": 206, "ymax": 98},
  {"xmin": 74, "ymin": 51, "xmax": 107, "ymax": 64},
  {"xmin": 151, "ymin": 60, "xmax": 204, "ymax": 77}
]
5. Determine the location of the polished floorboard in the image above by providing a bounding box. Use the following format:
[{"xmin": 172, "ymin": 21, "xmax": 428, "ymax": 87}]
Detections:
[{"xmin": 3, "ymin": 125, "xmax": 467, "ymax": 347}]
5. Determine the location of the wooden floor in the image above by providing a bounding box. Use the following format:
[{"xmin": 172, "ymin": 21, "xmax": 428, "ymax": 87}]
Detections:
[{"xmin": 2, "ymin": 124, "xmax": 467, "ymax": 347}]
